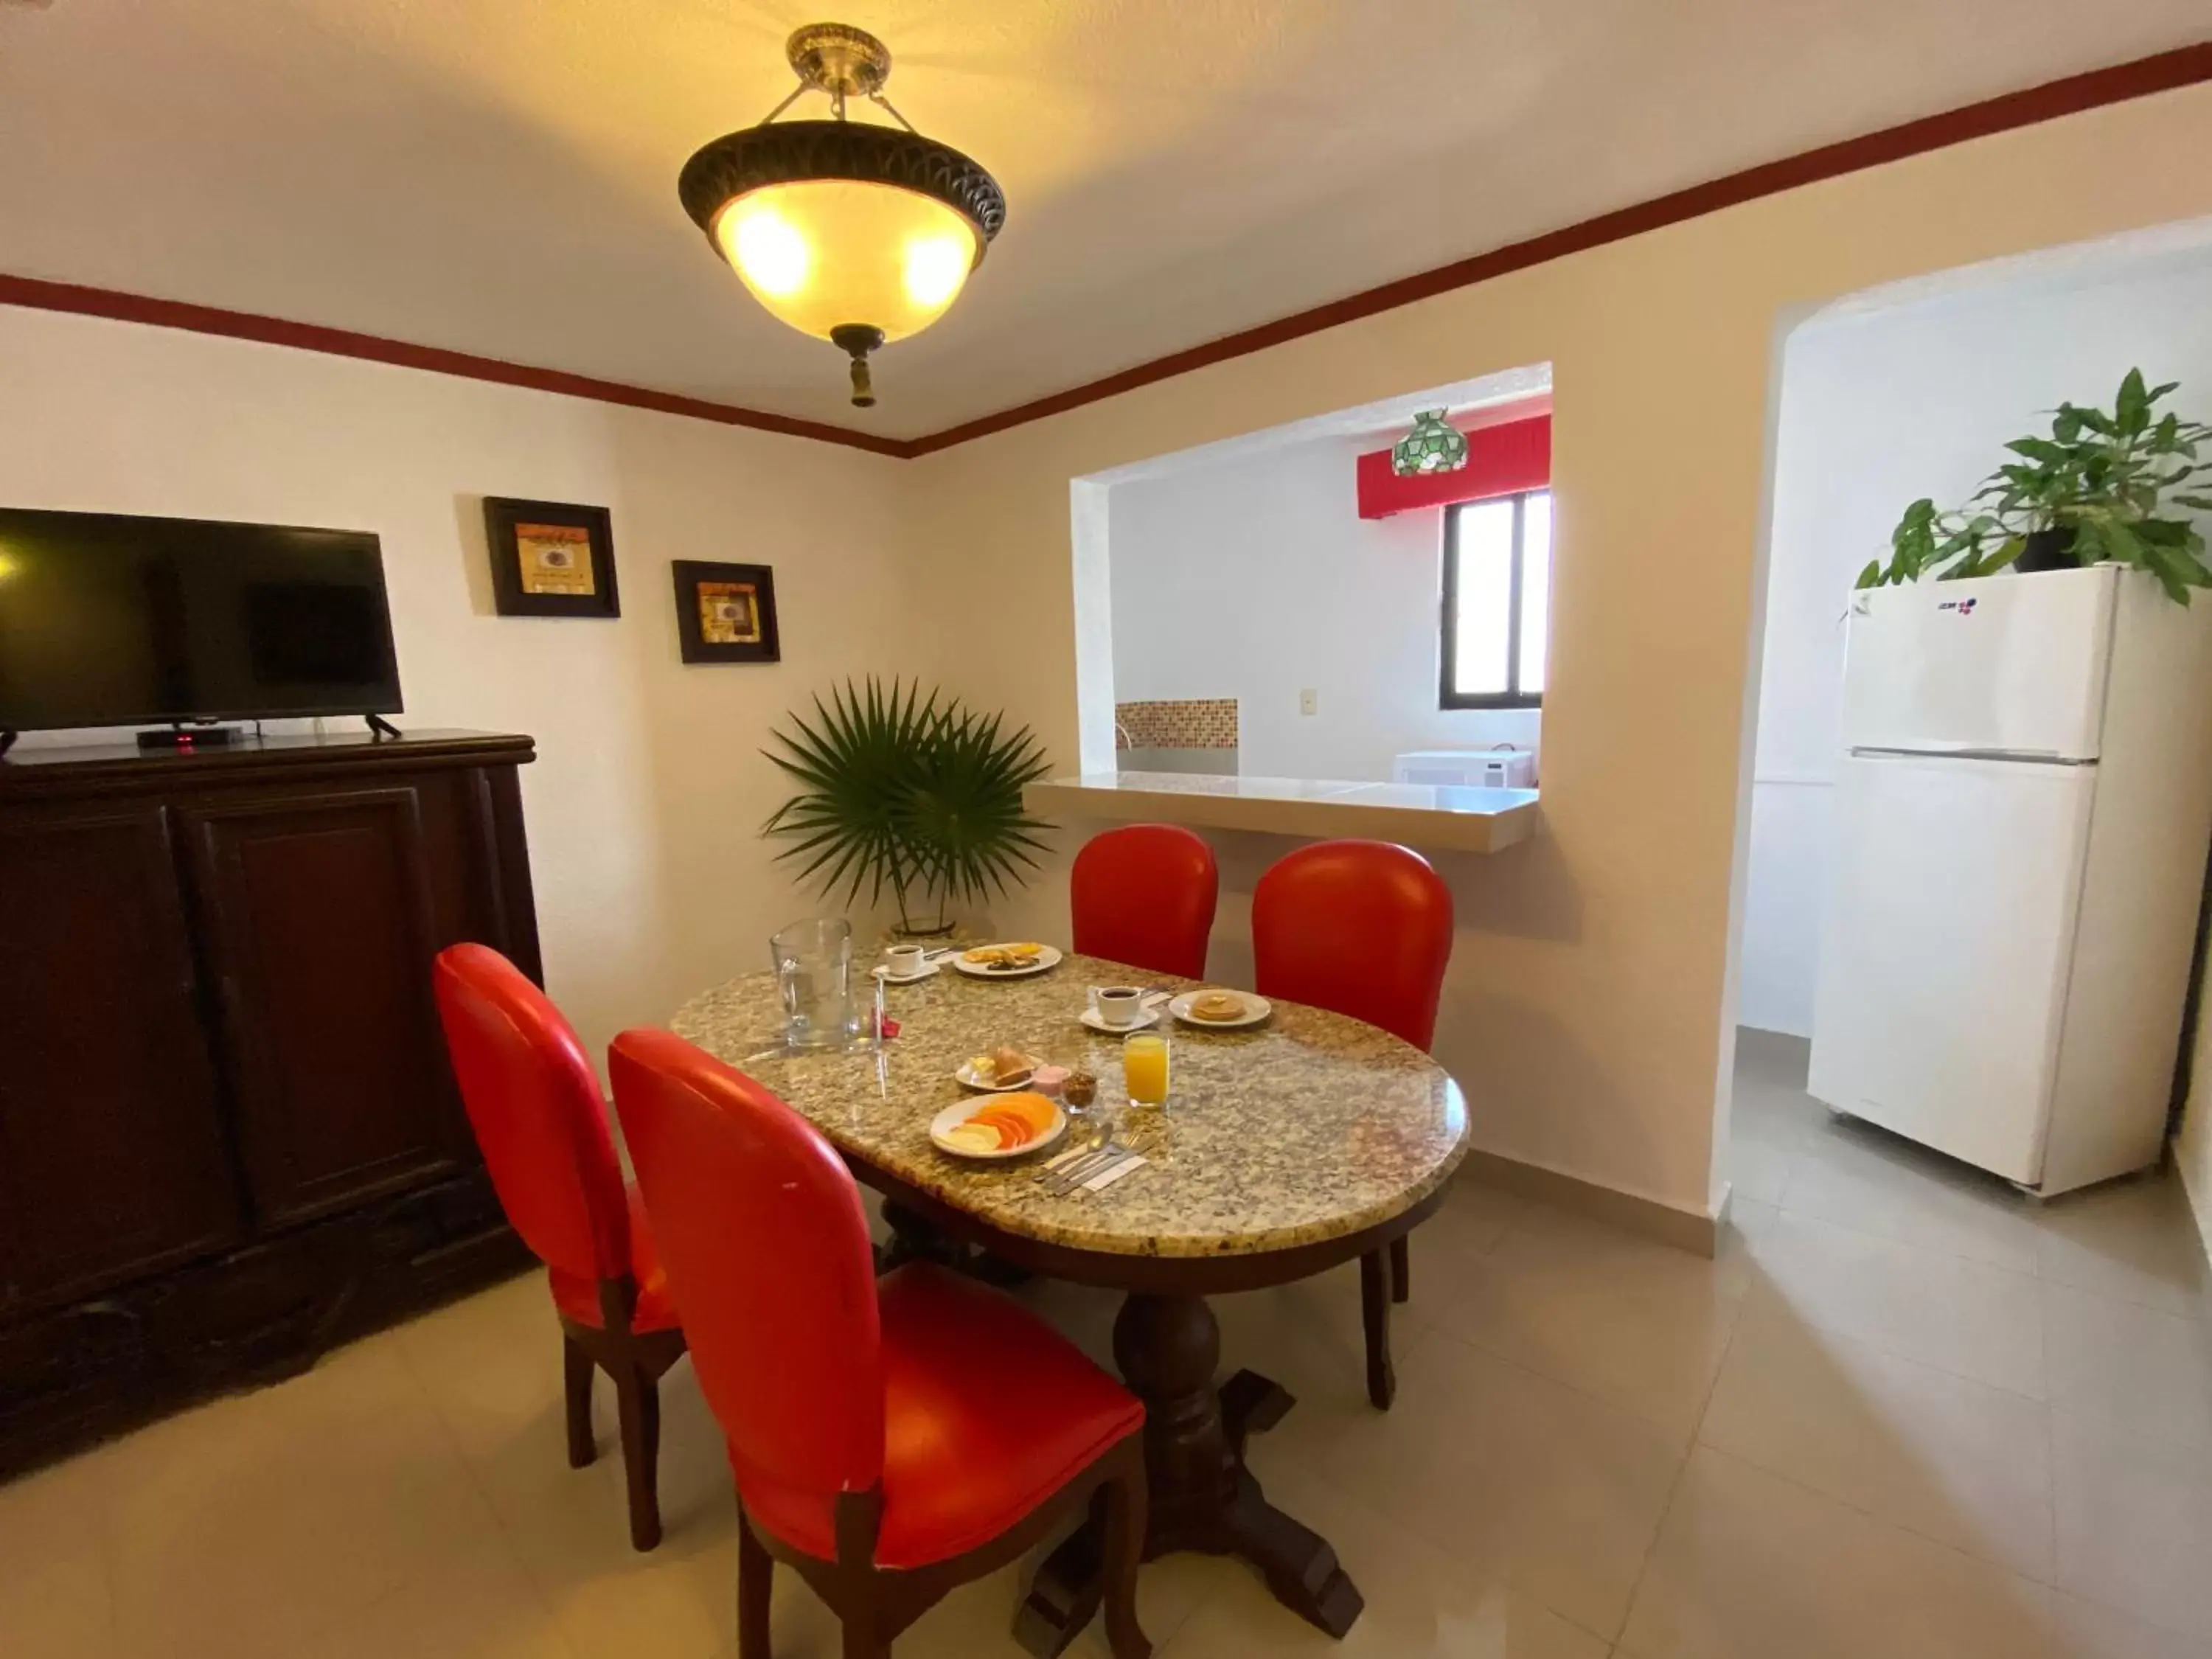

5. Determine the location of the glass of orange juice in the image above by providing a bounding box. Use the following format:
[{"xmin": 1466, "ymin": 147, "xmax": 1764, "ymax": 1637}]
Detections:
[{"xmin": 1122, "ymin": 1032, "xmax": 1170, "ymax": 1107}]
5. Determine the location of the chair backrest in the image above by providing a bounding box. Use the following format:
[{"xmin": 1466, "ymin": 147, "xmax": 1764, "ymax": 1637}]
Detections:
[
  {"xmin": 1071, "ymin": 824, "xmax": 1220, "ymax": 979},
  {"xmin": 1251, "ymin": 840, "xmax": 1455, "ymax": 1051},
  {"xmin": 431, "ymin": 943, "xmax": 630, "ymax": 1283},
  {"xmin": 608, "ymin": 1029, "xmax": 885, "ymax": 1509}
]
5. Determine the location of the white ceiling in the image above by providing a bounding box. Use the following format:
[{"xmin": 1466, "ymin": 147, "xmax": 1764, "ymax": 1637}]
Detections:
[{"xmin": 1, "ymin": 1, "xmax": 2205, "ymax": 440}]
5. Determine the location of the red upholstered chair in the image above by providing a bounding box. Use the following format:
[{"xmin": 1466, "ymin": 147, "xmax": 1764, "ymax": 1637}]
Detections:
[
  {"xmin": 1251, "ymin": 840, "xmax": 1454, "ymax": 1411},
  {"xmin": 1071, "ymin": 824, "xmax": 1219, "ymax": 980},
  {"xmin": 431, "ymin": 943, "xmax": 686, "ymax": 1551},
  {"xmin": 608, "ymin": 1029, "xmax": 1150, "ymax": 1659}
]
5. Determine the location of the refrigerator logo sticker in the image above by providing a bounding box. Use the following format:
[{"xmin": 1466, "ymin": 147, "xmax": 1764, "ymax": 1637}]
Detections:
[{"xmin": 1935, "ymin": 597, "xmax": 1978, "ymax": 616}]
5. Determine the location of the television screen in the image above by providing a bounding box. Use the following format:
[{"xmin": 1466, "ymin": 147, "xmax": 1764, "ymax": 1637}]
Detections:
[{"xmin": 0, "ymin": 509, "xmax": 403, "ymax": 731}]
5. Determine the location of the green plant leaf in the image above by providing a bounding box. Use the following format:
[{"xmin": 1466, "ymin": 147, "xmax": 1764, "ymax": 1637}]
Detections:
[
  {"xmin": 762, "ymin": 678, "xmax": 1054, "ymax": 928},
  {"xmin": 2118, "ymin": 368, "xmax": 2151, "ymax": 437}
]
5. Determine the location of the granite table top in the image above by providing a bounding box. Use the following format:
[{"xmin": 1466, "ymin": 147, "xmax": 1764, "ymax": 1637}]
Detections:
[{"xmin": 669, "ymin": 950, "xmax": 1469, "ymax": 1261}]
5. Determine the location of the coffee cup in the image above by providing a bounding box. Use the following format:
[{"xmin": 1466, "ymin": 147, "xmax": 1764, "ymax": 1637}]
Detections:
[
  {"xmin": 1088, "ymin": 985, "xmax": 1147, "ymax": 1029},
  {"xmin": 882, "ymin": 943, "xmax": 927, "ymax": 978}
]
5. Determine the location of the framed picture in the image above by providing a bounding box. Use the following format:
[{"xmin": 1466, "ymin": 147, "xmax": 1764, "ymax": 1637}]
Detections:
[
  {"xmin": 482, "ymin": 497, "xmax": 620, "ymax": 619},
  {"xmin": 672, "ymin": 560, "xmax": 780, "ymax": 664}
]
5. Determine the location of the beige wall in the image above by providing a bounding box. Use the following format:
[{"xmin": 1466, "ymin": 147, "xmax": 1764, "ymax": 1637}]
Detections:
[
  {"xmin": 904, "ymin": 82, "xmax": 2212, "ymax": 1220},
  {"xmin": 0, "ymin": 306, "xmax": 922, "ymax": 1058},
  {"xmin": 13, "ymin": 81, "xmax": 2212, "ymax": 1222}
]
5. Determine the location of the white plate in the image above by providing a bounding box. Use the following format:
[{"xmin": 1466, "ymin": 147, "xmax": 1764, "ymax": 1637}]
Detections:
[
  {"xmin": 954, "ymin": 1054, "xmax": 1043, "ymax": 1091},
  {"xmin": 950, "ymin": 943, "xmax": 1064, "ymax": 980},
  {"xmin": 872, "ymin": 961, "xmax": 941, "ymax": 983},
  {"xmin": 930, "ymin": 1096, "xmax": 1068, "ymax": 1161},
  {"xmin": 1079, "ymin": 1006, "xmax": 1161, "ymax": 1034},
  {"xmin": 1168, "ymin": 989, "xmax": 1273, "ymax": 1029}
]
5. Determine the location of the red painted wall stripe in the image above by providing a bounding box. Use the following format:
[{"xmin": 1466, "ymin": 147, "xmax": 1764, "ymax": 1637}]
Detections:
[{"xmin": 1357, "ymin": 416, "xmax": 1551, "ymax": 519}]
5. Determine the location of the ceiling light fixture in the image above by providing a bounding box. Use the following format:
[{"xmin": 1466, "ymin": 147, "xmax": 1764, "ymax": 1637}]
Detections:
[
  {"xmin": 1391, "ymin": 411, "xmax": 1470, "ymax": 477},
  {"xmin": 678, "ymin": 22, "xmax": 1006, "ymax": 409}
]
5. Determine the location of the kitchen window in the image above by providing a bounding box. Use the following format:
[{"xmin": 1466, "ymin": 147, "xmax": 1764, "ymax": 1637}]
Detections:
[{"xmin": 1440, "ymin": 490, "xmax": 1550, "ymax": 709}]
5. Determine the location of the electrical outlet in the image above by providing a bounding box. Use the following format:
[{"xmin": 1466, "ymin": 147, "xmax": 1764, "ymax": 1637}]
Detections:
[{"xmin": 1299, "ymin": 689, "xmax": 1318, "ymax": 716}]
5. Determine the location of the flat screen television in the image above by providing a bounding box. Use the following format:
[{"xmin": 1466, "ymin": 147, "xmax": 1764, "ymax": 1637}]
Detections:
[{"xmin": 0, "ymin": 507, "xmax": 403, "ymax": 733}]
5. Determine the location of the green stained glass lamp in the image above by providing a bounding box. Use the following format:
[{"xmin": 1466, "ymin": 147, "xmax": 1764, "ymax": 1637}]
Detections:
[{"xmin": 1391, "ymin": 409, "xmax": 1470, "ymax": 477}]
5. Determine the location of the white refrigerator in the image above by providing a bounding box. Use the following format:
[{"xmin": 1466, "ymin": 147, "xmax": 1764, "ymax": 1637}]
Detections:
[{"xmin": 1806, "ymin": 566, "xmax": 2212, "ymax": 1195}]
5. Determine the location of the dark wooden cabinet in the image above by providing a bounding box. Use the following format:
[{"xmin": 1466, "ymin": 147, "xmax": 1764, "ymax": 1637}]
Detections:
[
  {"xmin": 0, "ymin": 804, "xmax": 240, "ymax": 1310},
  {"xmin": 0, "ymin": 731, "xmax": 540, "ymax": 1472},
  {"xmin": 184, "ymin": 787, "xmax": 463, "ymax": 1224}
]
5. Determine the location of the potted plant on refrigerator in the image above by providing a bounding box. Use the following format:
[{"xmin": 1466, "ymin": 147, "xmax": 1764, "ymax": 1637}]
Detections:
[
  {"xmin": 762, "ymin": 678, "xmax": 1054, "ymax": 937},
  {"xmin": 1857, "ymin": 369, "xmax": 2212, "ymax": 603}
]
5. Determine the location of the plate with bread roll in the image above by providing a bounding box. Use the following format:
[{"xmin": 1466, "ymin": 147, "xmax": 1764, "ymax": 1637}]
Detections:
[
  {"xmin": 956, "ymin": 1046, "xmax": 1046, "ymax": 1091},
  {"xmin": 1166, "ymin": 988, "xmax": 1273, "ymax": 1029}
]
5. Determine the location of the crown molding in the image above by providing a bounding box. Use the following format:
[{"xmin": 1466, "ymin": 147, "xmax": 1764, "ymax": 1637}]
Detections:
[
  {"xmin": 900, "ymin": 41, "xmax": 2212, "ymax": 455},
  {"xmin": 2, "ymin": 41, "xmax": 2206, "ymax": 464},
  {"xmin": 0, "ymin": 274, "xmax": 912, "ymax": 458}
]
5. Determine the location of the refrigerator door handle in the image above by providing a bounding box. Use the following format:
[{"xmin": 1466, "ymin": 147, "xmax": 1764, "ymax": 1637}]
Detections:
[{"xmin": 1848, "ymin": 745, "xmax": 2092, "ymax": 765}]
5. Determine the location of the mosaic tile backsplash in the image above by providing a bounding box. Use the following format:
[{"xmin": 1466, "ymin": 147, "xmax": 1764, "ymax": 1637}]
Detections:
[{"xmin": 1115, "ymin": 698, "xmax": 1239, "ymax": 750}]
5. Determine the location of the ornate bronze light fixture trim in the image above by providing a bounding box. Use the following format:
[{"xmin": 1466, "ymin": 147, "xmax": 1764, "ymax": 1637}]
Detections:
[{"xmin": 678, "ymin": 23, "xmax": 1006, "ymax": 408}]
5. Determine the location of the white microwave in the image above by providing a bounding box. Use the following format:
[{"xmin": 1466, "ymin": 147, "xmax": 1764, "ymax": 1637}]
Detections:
[{"xmin": 1394, "ymin": 747, "xmax": 1537, "ymax": 789}]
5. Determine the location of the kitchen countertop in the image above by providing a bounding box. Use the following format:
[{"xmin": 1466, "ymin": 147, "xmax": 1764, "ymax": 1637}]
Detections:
[
  {"xmin": 669, "ymin": 950, "xmax": 1469, "ymax": 1259},
  {"xmin": 1025, "ymin": 770, "xmax": 1540, "ymax": 853}
]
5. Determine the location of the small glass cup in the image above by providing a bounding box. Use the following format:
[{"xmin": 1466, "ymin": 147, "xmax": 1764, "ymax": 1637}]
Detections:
[{"xmin": 1122, "ymin": 1032, "xmax": 1170, "ymax": 1107}]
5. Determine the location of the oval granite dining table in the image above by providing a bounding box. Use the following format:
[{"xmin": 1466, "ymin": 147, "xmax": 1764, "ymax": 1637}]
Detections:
[{"xmin": 671, "ymin": 950, "xmax": 1469, "ymax": 1655}]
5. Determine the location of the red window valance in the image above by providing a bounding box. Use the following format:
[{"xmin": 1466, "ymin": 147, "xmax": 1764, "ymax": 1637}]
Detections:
[{"xmin": 1356, "ymin": 408, "xmax": 1551, "ymax": 520}]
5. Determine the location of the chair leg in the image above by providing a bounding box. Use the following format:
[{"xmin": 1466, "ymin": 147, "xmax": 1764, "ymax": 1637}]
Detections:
[
  {"xmin": 737, "ymin": 1512, "xmax": 773, "ymax": 1659},
  {"xmin": 613, "ymin": 1364, "xmax": 664, "ymax": 1551},
  {"xmin": 1099, "ymin": 1458, "xmax": 1152, "ymax": 1659},
  {"xmin": 838, "ymin": 1611, "xmax": 887, "ymax": 1659},
  {"xmin": 1390, "ymin": 1234, "xmax": 1412, "ymax": 1305},
  {"xmin": 563, "ymin": 1335, "xmax": 597, "ymax": 1470},
  {"xmin": 1360, "ymin": 1249, "xmax": 1396, "ymax": 1411}
]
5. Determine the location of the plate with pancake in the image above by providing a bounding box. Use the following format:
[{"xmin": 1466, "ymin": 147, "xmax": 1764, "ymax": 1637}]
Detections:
[
  {"xmin": 951, "ymin": 942, "xmax": 1063, "ymax": 979},
  {"xmin": 1167, "ymin": 987, "xmax": 1273, "ymax": 1029},
  {"xmin": 931, "ymin": 1091, "xmax": 1067, "ymax": 1160}
]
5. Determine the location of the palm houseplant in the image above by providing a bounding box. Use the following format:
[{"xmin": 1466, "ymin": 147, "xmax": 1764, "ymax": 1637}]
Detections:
[
  {"xmin": 763, "ymin": 678, "xmax": 1054, "ymax": 937},
  {"xmin": 1857, "ymin": 369, "xmax": 2212, "ymax": 604}
]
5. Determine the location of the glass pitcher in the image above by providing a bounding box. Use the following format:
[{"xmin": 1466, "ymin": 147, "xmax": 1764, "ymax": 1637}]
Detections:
[{"xmin": 771, "ymin": 917, "xmax": 856, "ymax": 1050}]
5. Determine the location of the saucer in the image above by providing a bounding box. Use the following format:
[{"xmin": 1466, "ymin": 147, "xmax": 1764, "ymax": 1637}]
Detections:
[
  {"xmin": 872, "ymin": 961, "xmax": 941, "ymax": 983},
  {"xmin": 1079, "ymin": 1006, "xmax": 1161, "ymax": 1034}
]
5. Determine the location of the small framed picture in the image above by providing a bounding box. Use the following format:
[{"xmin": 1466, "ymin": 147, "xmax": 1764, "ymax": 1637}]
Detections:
[
  {"xmin": 483, "ymin": 498, "xmax": 620, "ymax": 619},
  {"xmin": 672, "ymin": 560, "xmax": 780, "ymax": 664}
]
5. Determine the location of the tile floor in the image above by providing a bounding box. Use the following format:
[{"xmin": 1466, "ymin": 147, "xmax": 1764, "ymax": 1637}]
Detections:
[{"xmin": 11, "ymin": 1027, "xmax": 2212, "ymax": 1658}]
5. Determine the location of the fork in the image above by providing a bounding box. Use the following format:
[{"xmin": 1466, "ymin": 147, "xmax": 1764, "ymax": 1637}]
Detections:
[
  {"xmin": 1035, "ymin": 1122, "xmax": 1106, "ymax": 1183},
  {"xmin": 1046, "ymin": 1126, "xmax": 1157, "ymax": 1196}
]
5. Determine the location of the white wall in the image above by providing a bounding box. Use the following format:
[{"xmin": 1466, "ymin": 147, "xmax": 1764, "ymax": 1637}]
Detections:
[
  {"xmin": 1742, "ymin": 240, "xmax": 2212, "ymax": 1035},
  {"xmin": 0, "ymin": 306, "xmax": 922, "ymax": 1057},
  {"xmin": 1106, "ymin": 428, "xmax": 1539, "ymax": 780}
]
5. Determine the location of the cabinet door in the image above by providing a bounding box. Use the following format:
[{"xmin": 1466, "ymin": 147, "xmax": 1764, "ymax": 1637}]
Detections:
[
  {"xmin": 0, "ymin": 806, "xmax": 243, "ymax": 1309},
  {"xmin": 183, "ymin": 787, "xmax": 462, "ymax": 1226}
]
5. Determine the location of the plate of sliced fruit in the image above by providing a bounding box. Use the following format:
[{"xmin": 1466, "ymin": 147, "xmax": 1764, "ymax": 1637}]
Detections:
[
  {"xmin": 952, "ymin": 942, "xmax": 1062, "ymax": 978},
  {"xmin": 956, "ymin": 1046, "xmax": 1043, "ymax": 1091},
  {"xmin": 931, "ymin": 1091, "xmax": 1067, "ymax": 1160}
]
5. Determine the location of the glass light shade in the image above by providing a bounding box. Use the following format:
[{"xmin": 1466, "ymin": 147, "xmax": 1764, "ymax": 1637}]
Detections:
[
  {"xmin": 712, "ymin": 179, "xmax": 983, "ymax": 345},
  {"xmin": 1392, "ymin": 410, "xmax": 1470, "ymax": 477}
]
